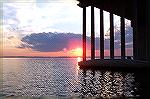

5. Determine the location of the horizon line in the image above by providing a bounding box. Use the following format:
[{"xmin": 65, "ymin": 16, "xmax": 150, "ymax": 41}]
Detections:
[{"xmin": 1, "ymin": 56, "xmax": 133, "ymax": 58}]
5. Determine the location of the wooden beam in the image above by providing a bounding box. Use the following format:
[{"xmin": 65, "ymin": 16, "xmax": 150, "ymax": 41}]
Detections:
[
  {"xmin": 83, "ymin": 7, "xmax": 86, "ymax": 61},
  {"xmin": 110, "ymin": 13, "xmax": 114, "ymax": 59},
  {"xmin": 121, "ymin": 17, "xmax": 125, "ymax": 59},
  {"xmin": 132, "ymin": 0, "xmax": 137, "ymax": 60},
  {"xmin": 100, "ymin": 9, "xmax": 104, "ymax": 59},
  {"xmin": 91, "ymin": 6, "xmax": 95, "ymax": 60}
]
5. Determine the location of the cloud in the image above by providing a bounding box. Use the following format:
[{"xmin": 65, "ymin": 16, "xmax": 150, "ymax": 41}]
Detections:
[
  {"xmin": 18, "ymin": 26, "xmax": 133, "ymax": 52},
  {"xmin": 2, "ymin": 1, "xmax": 82, "ymax": 37},
  {"xmin": 114, "ymin": 25, "xmax": 133, "ymax": 48},
  {"xmin": 2, "ymin": 4, "xmax": 20, "ymax": 27},
  {"xmin": 18, "ymin": 32, "xmax": 82, "ymax": 52}
]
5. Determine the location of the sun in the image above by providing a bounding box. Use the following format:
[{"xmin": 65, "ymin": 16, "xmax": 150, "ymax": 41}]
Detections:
[{"xmin": 74, "ymin": 48, "xmax": 82, "ymax": 57}]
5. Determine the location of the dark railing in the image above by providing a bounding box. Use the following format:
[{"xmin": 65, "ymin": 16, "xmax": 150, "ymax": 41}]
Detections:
[
  {"xmin": 121, "ymin": 17, "xmax": 126, "ymax": 59},
  {"xmin": 82, "ymin": 6, "xmax": 127, "ymax": 60},
  {"xmin": 100, "ymin": 9, "xmax": 104, "ymax": 59},
  {"xmin": 83, "ymin": 7, "xmax": 86, "ymax": 61},
  {"xmin": 91, "ymin": 6, "xmax": 95, "ymax": 60},
  {"xmin": 110, "ymin": 13, "xmax": 114, "ymax": 59}
]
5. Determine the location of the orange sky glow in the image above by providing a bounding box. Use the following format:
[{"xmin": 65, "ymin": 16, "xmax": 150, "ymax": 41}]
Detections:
[
  {"xmin": 1, "ymin": 2, "xmax": 133, "ymax": 57},
  {"xmin": 2, "ymin": 47, "xmax": 133, "ymax": 57}
]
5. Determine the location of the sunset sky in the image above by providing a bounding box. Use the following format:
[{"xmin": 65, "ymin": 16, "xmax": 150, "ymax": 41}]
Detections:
[{"xmin": 1, "ymin": 0, "xmax": 133, "ymax": 57}]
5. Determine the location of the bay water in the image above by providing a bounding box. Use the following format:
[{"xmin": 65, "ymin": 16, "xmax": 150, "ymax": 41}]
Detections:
[{"xmin": 1, "ymin": 58, "xmax": 139, "ymax": 98}]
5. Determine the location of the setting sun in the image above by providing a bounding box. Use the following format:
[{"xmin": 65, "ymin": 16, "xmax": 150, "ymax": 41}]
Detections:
[
  {"xmin": 69, "ymin": 48, "xmax": 82, "ymax": 57},
  {"xmin": 74, "ymin": 48, "xmax": 82, "ymax": 56}
]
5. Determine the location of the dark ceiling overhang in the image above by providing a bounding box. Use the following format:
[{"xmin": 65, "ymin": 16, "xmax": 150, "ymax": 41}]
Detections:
[{"xmin": 77, "ymin": 0, "xmax": 135, "ymax": 20}]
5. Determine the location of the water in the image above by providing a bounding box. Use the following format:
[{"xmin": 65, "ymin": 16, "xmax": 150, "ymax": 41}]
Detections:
[{"xmin": 1, "ymin": 58, "xmax": 143, "ymax": 98}]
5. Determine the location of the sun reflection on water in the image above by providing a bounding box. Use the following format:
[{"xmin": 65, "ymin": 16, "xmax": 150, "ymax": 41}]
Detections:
[
  {"xmin": 77, "ymin": 57, "xmax": 82, "ymax": 70},
  {"xmin": 77, "ymin": 57, "xmax": 82, "ymax": 62},
  {"xmin": 75, "ymin": 57, "xmax": 81, "ymax": 79}
]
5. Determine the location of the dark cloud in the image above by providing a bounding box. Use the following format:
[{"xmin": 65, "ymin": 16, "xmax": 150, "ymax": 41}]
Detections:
[
  {"xmin": 19, "ymin": 33, "xmax": 83, "ymax": 52},
  {"xmin": 18, "ymin": 26, "xmax": 133, "ymax": 52}
]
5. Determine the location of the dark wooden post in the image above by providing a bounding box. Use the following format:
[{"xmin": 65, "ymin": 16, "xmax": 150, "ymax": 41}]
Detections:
[
  {"xmin": 83, "ymin": 7, "xmax": 86, "ymax": 61},
  {"xmin": 121, "ymin": 17, "xmax": 125, "ymax": 59},
  {"xmin": 91, "ymin": 6, "xmax": 95, "ymax": 60},
  {"xmin": 146, "ymin": 0, "xmax": 150, "ymax": 61},
  {"xmin": 132, "ymin": 0, "xmax": 138, "ymax": 60},
  {"xmin": 133, "ymin": 0, "xmax": 150, "ymax": 61},
  {"xmin": 110, "ymin": 13, "xmax": 114, "ymax": 59},
  {"xmin": 100, "ymin": 9, "xmax": 104, "ymax": 59}
]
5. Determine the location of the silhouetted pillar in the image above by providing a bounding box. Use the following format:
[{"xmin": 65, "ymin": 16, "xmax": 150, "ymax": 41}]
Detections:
[
  {"xmin": 83, "ymin": 7, "xmax": 86, "ymax": 61},
  {"xmin": 91, "ymin": 6, "xmax": 95, "ymax": 60},
  {"xmin": 121, "ymin": 17, "xmax": 125, "ymax": 59},
  {"xmin": 146, "ymin": 0, "xmax": 150, "ymax": 61},
  {"xmin": 100, "ymin": 9, "xmax": 104, "ymax": 59},
  {"xmin": 132, "ymin": 0, "xmax": 138, "ymax": 60},
  {"xmin": 133, "ymin": 0, "xmax": 150, "ymax": 61},
  {"xmin": 110, "ymin": 13, "xmax": 114, "ymax": 59}
]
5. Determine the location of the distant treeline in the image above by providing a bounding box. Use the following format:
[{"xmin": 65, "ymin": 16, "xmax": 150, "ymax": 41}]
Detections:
[{"xmin": 1, "ymin": 56, "xmax": 133, "ymax": 59}]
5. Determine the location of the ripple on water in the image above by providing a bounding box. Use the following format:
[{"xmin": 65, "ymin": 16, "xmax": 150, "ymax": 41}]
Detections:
[{"xmin": 2, "ymin": 58, "xmax": 140, "ymax": 98}]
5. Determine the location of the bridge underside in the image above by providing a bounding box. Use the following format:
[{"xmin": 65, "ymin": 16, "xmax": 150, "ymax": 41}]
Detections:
[{"xmin": 77, "ymin": 0, "xmax": 150, "ymax": 62}]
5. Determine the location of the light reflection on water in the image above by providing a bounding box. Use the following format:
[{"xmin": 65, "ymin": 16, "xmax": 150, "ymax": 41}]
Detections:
[
  {"xmin": 2, "ymin": 58, "xmax": 138, "ymax": 98},
  {"xmin": 78, "ymin": 70, "xmax": 137, "ymax": 98}
]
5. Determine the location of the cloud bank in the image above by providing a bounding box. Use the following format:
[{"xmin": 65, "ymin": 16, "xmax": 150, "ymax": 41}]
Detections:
[{"xmin": 18, "ymin": 26, "xmax": 133, "ymax": 52}]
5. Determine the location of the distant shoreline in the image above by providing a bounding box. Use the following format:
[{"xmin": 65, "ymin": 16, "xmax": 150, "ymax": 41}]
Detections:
[
  {"xmin": 1, "ymin": 56, "xmax": 81, "ymax": 58},
  {"xmin": 1, "ymin": 56, "xmax": 133, "ymax": 58}
]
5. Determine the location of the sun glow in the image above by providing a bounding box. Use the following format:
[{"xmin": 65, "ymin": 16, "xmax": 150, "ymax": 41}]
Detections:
[
  {"xmin": 74, "ymin": 48, "xmax": 82, "ymax": 57},
  {"xmin": 77, "ymin": 57, "xmax": 82, "ymax": 62},
  {"xmin": 69, "ymin": 48, "xmax": 82, "ymax": 57}
]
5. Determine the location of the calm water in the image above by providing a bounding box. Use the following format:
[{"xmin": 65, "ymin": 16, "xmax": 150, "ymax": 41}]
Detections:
[{"xmin": 1, "ymin": 58, "xmax": 140, "ymax": 98}]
